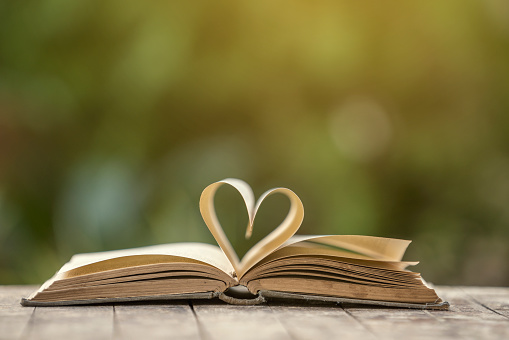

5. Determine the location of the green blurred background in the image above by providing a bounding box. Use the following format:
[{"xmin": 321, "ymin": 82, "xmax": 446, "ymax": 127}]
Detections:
[{"xmin": 1, "ymin": 0, "xmax": 508, "ymax": 286}]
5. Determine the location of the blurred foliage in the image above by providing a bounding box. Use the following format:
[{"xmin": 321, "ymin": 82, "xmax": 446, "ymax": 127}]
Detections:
[{"xmin": 1, "ymin": 0, "xmax": 509, "ymax": 286}]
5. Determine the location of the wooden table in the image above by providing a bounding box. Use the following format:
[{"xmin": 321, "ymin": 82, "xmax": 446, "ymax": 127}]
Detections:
[{"xmin": 1, "ymin": 286, "xmax": 508, "ymax": 340}]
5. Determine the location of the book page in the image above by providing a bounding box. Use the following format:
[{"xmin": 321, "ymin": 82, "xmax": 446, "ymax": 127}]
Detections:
[
  {"xmin": 59, "ymin": 243, "xmax": 235, "ymax": 277},
  {"xmin": 283, "ymin": 235, "xmax": 412, "ymax": 261},
  {"xmin": 238, "ymin": 236, "xmax": 416, "ymax": 280},
  {"xmin": 200, "ymin": 179, "xmax": 304, "ymax": 277}
]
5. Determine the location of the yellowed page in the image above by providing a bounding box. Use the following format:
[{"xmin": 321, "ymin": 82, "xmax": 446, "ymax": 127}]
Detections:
[
  {"xmin": 283, "ymin": 235, "xmax": 412, "ymax": 261},
  {"xmin": 200, "ymin": 179, "xmax": 304, "ymax": 277},
  {"xmin": 255, "ymin": 245, "xmax": 417, "ymax": 268},
  {"xmin": 241, "ymin": 245, "xmax": 416, "ymax": 280},
  {"xmin": 29, "ymin": 243, "xmax": 234, "ymax": 300},
  {"xmin": 60, "ymin": 243, "xmax": 235, "ymax": 277},
  {"xmin": 199, "ymin": 179, "xmax": 254, "ymax": 272},
  {"xmin": 198, "ymin": 179, "xmax": 410, "ymax": 278}
]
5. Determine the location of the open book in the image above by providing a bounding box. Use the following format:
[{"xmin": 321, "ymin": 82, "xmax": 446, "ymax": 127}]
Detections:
[{"xmin": 22, "ymin": 179, "xmax": 449, "ymax": 309}]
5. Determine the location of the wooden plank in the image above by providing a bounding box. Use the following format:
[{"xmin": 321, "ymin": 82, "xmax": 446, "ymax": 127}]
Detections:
[
  {"xmin": 190, "ymin": 300, "xmax": 291, "ymax": 340},
  {"xmin": 268, "ymin": 300, "xmax": 376, "ymax": 340},
  {"xmin": 113, "ymin": 301, "xmax": 200, "ymax": 340},
  {"xmin": 341, "ymin": 302, "xmax": 443, "ymax": 340},
  {"xmin": 0, "ymin": 285, "xmax": 37, "ymax": 306},
  {"xmin": 338, "ymin": 286, "xmax": 508, "ymax": 340},
  {"xmin": 24, "ymin": 305, "xmax": 113, "ymax": 340},
  {"xmin": 0, "ymin": 286, "xmax": 36, "ymax": 340},
  {"xmin": 434, "ymin": 286, "xmax": 508, "ymax": 320},
  {"xmin": 423, "ymin": 286, "xmax": 509, "ymax": 340},
  {"xmin": 460, "ymin": 286, "xmax": 509, "ymax": 318}
]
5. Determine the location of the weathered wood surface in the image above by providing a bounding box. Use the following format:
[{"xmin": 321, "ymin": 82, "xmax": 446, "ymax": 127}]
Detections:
[{"xmin": 1, "ymin": 286, "xmax": 508, "ymax": 340}]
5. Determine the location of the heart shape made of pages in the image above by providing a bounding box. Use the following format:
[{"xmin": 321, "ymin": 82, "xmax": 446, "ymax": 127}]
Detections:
[{"xmin": 200, "ymin": 178, "xmax": 304, "ymax": 278}]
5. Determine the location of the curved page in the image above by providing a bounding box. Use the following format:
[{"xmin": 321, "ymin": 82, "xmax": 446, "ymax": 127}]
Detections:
[
  {"xmin": 282, "ymin": 235, "xmax": 412, "ymax": 261},
  {"xmin": 200, "ymin": 178, "xmax": 304, "ymax": 277},
  {"xmin": 60, "ymin": 243, "xmax": 235, "ymax": 278}
]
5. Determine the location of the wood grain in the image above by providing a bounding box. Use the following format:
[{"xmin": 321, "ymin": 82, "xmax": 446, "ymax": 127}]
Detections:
[
  {"xmin": 1, "ymin": 286, "xmax": 508, "ymax": 340},
  {"xmin": 114, "ymin": 301, "xmax": 199, "ymax": 340},
  {"xmin": 190, "ymin": 300, "xmax": 291, "ymax": 340},
  {"xmin": 26, "ymin": 305, "xmax": 113, "ymax": 340},
  {"xmin": 460, "ymin": 286, "xmax": 509, "ymax": 318},
  {"xmin": 0, "ymin": 286, "xmax": 36, "ymax": 340},
  {"xmin": 268, "ymin": 300, "xmax": 376, "ymax": 340}
]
